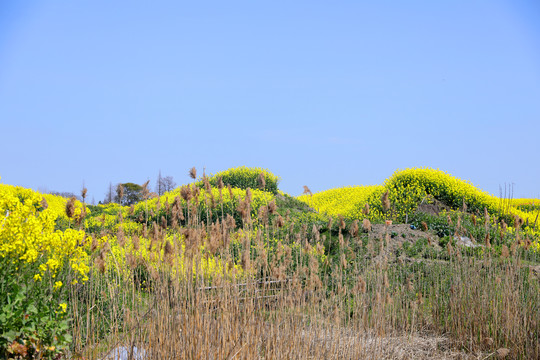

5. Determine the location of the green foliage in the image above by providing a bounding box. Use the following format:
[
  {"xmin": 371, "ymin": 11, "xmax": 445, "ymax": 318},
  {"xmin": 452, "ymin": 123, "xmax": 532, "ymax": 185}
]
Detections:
[
  {"xmin": 438, "ymin": 235, "xmax": 453, "ymax": 249},
  {"xmin": 203, "ymin": 166, "xmax": 280, "ymax": 194},
  {"xmin": 0, "ymin": 258, "xmax": 71, "ymax": 359},
  {"xmin": 410, "ymin": 212, "xmax": 453, "ymax": 238},
  {"xmin": 299, "ymin": 168, "xmax": 540, "ymax": 234},
  {"xmin": 275, "ymin": 192, "xmax": 313, "ymax": 213},
  {"xmin": 116, "ymin": 182, "xmax": 143, "ymax": 206},
  {"xmin": 515, "ymin": 203, "xmax": 539, "ymax": 213},
  {"xmin": 402, "ymin": 238, "xmax": 429, "ymax": 258},
  {"xmin": 3, "ymin": 168, "xmax": 540, "ymax": 359},
  {"xmin": 133, "ymin": 185, "xmax": 274, "ymax": 227}
]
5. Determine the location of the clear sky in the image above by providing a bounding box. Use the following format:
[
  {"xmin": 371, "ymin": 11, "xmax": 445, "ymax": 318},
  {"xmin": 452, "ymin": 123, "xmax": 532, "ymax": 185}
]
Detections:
[{"xmin": 1, "ymin": 1, "xmax": 539, "ymax": 202}]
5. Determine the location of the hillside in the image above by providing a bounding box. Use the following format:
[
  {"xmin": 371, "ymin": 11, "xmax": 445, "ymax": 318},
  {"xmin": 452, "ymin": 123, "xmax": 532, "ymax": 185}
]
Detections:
[
  {"xmin": 299, "ymin": 167, "xmax": 539, "ymax": 229},
  {"xmin": 1, "ymin": 168, "xmax": 539, "ymax": 359}
]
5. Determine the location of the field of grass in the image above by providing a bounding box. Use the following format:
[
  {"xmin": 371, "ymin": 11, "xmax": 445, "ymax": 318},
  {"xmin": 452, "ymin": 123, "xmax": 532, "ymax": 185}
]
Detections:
[{"xmin": 1, "ymin": 167, "xmax": 539, "ymax": 359}]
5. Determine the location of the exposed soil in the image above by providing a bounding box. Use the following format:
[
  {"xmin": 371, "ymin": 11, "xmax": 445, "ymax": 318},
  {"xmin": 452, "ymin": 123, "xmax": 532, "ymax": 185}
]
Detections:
[
  {"xmin": 299, "ymin": 328, "xmax": 487, "ymax": 359},
  {"xmin": 416, "ymin": 198, "xmax": 450, "ymax": 217},
  {"xmin": 530, "ymin": 265, "xmax": 540, "ymax": 281},
  {"xmin": 367, "ymin": 223, "xmax": 441, "ymax": 256}
]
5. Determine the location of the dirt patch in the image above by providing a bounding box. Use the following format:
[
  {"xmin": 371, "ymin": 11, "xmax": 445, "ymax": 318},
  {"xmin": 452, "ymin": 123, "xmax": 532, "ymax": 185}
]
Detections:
[
  {"xmin": 366, "ymin": 223, "xmax": 440, "ymax": 255},
  {"xmin": 299, "ymin": 328, "xmax": 485, "ymax": 359},
  {"xmin": 416, "ymin": 198, "xmax": 450, "ymax": 217},
  {"xmin": 530, "ymin": 265, "xmax": 540, "ymax": 282}
]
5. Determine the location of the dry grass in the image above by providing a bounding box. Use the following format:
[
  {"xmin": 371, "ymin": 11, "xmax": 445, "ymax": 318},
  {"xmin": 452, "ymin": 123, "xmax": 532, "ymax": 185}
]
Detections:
[{"xmin": 66, "ymin": 184, "xmax": 539, "ymax": 360}]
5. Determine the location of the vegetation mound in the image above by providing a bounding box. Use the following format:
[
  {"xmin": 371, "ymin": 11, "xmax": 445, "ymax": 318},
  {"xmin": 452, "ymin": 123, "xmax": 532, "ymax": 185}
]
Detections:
[
  {"xmin": 299, "ymin": 168, "xmax": 539, "ymax": 228},
  {"xmin": 1, "ymin": 168, "xmax": 539, "ymax": 359},
  {"xmin": 198, "ymin": 166, "xmax": 280, "ymax": 194}
]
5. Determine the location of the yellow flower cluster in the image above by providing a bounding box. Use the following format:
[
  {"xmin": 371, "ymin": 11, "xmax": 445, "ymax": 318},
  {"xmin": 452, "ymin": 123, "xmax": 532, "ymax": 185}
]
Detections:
[
  {"xmin": 134, "ymin": 184, "xmax": 274, "ymax": 222},
  {"xmin": 297, "ymin": 167, "xmax": 540, "ymax": 251},
  {"xmin": 511, "ymin": 198, "xmax": 539, "ymax": 206},
  {"xmin": 85, "ymin": 212, "xmax": 141, "ymax": 234},
  {"xmin": 203, "ymin": 166, "xmax": 281, "ymax": 194},
  {"xmin": 298, "ymin": 185, "xmax": 384, "ymax": 220},
  {"xmin": 101, "ymin": 230, "xmax": 244, "ymax": 281},
  {"xmin": 0, "ymin": 184, "xmax": 88, "ymax": 224},
  {"xmin": 297, "ymin": 167, "xmax": 540, "ymax": 227},
  {"xmin": 0, "ymin": 183, "xmax": 90, "ymax": 281}
]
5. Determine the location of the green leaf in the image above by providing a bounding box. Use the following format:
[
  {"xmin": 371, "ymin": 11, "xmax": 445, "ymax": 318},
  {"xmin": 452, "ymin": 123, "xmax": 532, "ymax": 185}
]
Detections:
[{"xmin": 2, "ymin": 330, "xmax": 18, "ymax": 342}]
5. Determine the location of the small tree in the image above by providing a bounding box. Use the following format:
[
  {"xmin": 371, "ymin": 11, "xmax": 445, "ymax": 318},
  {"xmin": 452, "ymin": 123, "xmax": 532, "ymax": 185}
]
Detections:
[
  {"xmin": 104, "ymin": 182, "xmax": 114, "ymax": 204},
  {"xmin": 156, "ymin": 171, "xmax": 176, "ymax": 195},
  {"xmin": 114, "ymin": 183, "xmax": 144, "ymax": 206},
  {"xmin": 156, "ymin": 171, "xmax": 163, "ymax": 196},
  {"xmin": 161, "ymin": 176, "xmax": 176, "ymax": 193}
]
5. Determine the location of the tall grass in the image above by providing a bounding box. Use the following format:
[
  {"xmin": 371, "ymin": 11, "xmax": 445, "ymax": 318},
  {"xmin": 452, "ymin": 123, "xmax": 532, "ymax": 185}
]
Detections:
[
  {"xmin": 66, "ymin": 187, "xmax": 539, "ymax": 359},
  {"xmin": 2, "ymin": 170, "xmax": 539, "ymax": 359}
]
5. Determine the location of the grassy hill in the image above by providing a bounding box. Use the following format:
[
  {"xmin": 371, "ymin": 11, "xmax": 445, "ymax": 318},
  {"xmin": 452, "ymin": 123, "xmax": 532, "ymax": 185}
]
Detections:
[
  {"xmin": 299, "ymin": 167, "xmax": 539, "ymax": 228},
  {"xmin": 1, "ymin": 168, "xmax": 539, "ymax": 359}
]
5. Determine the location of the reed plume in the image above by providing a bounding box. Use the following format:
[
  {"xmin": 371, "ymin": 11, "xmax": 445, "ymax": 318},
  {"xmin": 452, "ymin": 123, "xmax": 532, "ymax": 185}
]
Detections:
[
  {"xmin": 227, "ymin": 184, "xmax": 233, "ymax": 199},
  {"xmin": 275, "ymin": 215, "xmax": 285, "ymax": 228},
  {"xmin": 339, "ymin": 215, "xmax": 346, "ymax": 230},
  {"xmin": 349, "ymin": 220, "xmax": 359, "ymax": 237},
  {"xmin": 381, "ymin": 190, "xmax": 390, "ymax": 212},
  {"xmin": 362, "ymin": 218, "xmax": 372, "ymax": 232},
  {"xmin": 65, "ymin": 196, "xmax": 76, "ymax": 218},
  {"xmin": 257, "ymin": 172, "xmax": 266, "ymax": 190},
  {"xmin": 267, "ymin": 200, "xmax": 277, "ymax": 215},
  {"xmin": 180, "ymin": 185, "xmax": 191, "ymax": 202},
  {"xmin": 117, "ymin": 184, "xmax": 124, "ymax": 203},
  {"xmin": 362, "ymin": 202, "xmax": 370, "ymax": 215},
  {"xmin": 217, "ymin": 176, "xmax": 224, "ymax": 189},
  {"xmin": 117, "ymin": 226, "xmax": 125, "ymax": 247},
  {"xmin": 203, "ymin": 174, "xmax": 211, "ymax": 192},
  {"xmin": 142, "ymin": 180, "xmax": 150, "ymax": 200},
  {"xmin": 132, "ymin": 234, "xmax": 140, "ymax": 251},
  {"xmin": 501, "ymin": 245, "xmax": 510, "ymax": 258},
  {"xmin": 189, "ymin": 167, "xmax": 197, "ymax": 179}
]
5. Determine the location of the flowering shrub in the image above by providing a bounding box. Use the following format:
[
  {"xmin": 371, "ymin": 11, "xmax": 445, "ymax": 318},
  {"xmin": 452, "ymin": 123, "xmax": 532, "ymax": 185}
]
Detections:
[
  {"xmin": 298, "ymin": 185, "xmax": 384, "ymax": 220},
  {"xmin": 0, "ymin": 257, "xmax": 72, "ymax": 359},
  {"xmin": 297, "ymin": 168, "xmax": 540, "ymax": 251},
  {"xmin": 383, "ymin": 168, "xmax": 498, "ymax": 217},
  {"xmin": 200, "ymin": 166, "xmax": 280, "ymax": 194},
  {"xmin": 133, "ymin": 185, "xmax": 275, "ymax": 226},
  {"xmin": 102, "ymin": 232, "xmax": 245, "ymax": 282},
  {"xmin": 0, "ymin": 185, "xmax": 87, "ymax": 227},
  {"xmin": 0, "ymin": 184, "xmax": 89, "ymax": 281},
  {"xmin": 0, "ymin": 181, "xmax": 90, "ymax": 358},
  {"xmin": 298, "ymin": 168, "xmax": 538, "ymax": 221}
]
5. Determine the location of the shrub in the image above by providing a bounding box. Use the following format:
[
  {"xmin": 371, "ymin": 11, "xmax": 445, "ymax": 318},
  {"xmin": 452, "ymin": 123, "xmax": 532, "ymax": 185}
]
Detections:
[
  {"xmin": 203, "ymin": 167, "xmax": 280, "ymax": 194},
  {"xmin": 0, "ymin": 258, "xmax": 72, "ymax": 359},
  {"xmin": 298, "ymin": 185, "xmax": 384, "ymax": 220}
]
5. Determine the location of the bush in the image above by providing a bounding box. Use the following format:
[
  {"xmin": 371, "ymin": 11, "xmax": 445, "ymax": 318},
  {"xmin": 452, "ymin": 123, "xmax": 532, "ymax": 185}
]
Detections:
[
  {"xmin": 0, "ymin": 258, "xmax": 72, "ymax": 359},
  {"xmin": 133, "ymin": 185, "xmax": 274, "ymax": 227},
  {"xmin": 410, "ymin": 212, "xmax": 453, "ymax": 238},
  {"xmin": 203, "ymin": 167, "xmax": 280, "ymax": 194}
]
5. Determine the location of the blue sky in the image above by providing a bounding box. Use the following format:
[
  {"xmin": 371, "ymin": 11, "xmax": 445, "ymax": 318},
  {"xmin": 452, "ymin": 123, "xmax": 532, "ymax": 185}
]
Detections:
[{"xmin": 1, "ymin": 1, "xmax": 539, "ymax": 202}]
